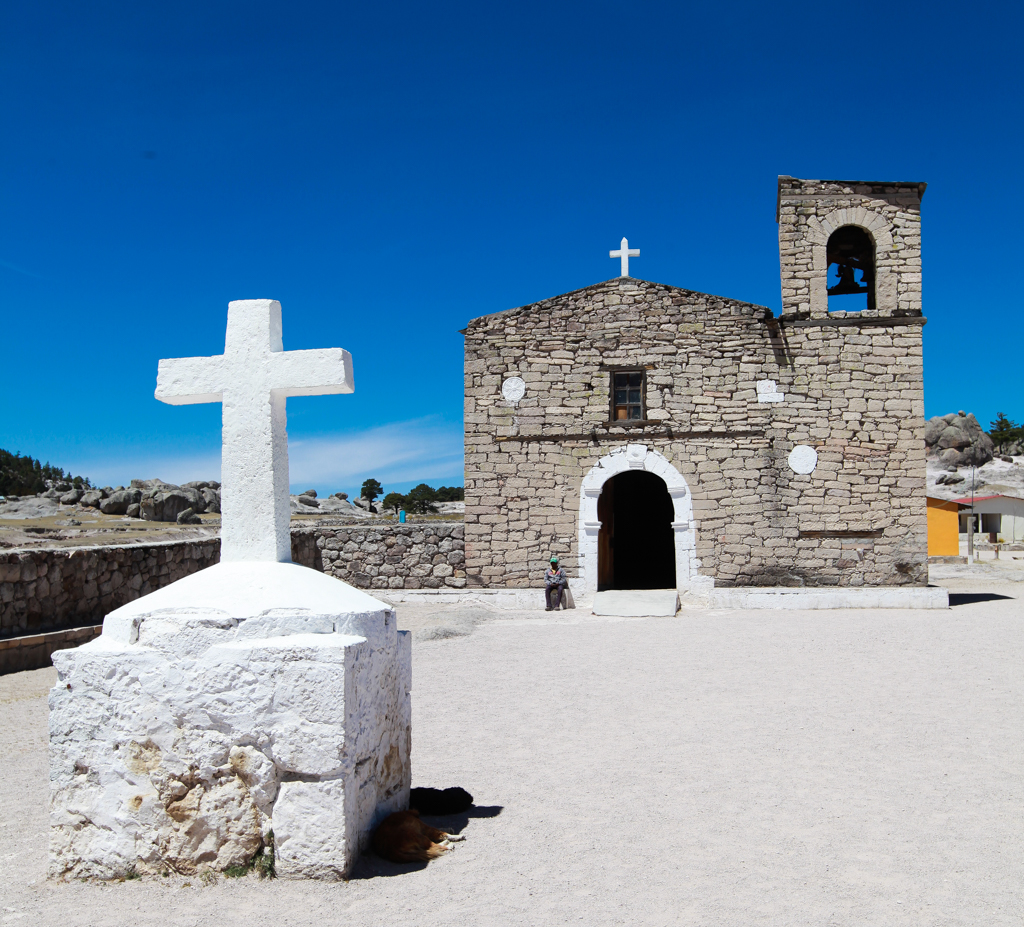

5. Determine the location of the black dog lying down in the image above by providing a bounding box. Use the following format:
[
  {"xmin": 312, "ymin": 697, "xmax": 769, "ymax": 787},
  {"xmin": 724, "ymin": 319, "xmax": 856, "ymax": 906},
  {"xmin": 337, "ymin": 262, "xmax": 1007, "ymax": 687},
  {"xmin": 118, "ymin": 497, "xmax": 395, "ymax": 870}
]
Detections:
[{"xmin": 371, "ymin": 787, "xmax": 475, "ymax": 864}]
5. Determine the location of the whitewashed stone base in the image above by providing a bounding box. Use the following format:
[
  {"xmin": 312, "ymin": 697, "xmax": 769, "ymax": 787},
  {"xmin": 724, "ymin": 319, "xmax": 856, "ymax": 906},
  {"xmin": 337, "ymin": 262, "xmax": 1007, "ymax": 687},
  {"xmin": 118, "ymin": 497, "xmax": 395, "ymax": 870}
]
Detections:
[
  {"xmin": 707, "ymin": 586, "xmax": 949, "ymax": 610},
  {"xmin": 381, "ymin": 587, "xmax": 577, "ymax": 610},
  {"xmin": 48, "ymin": 562, "xmax": 411, "ymax": 881}
]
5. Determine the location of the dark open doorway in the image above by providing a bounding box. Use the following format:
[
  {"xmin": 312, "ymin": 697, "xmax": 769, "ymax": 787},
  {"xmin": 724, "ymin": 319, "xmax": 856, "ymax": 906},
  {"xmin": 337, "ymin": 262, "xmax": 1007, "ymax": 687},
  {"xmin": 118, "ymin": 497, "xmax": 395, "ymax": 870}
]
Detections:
[{"xmin": 597, "ymin": 470, "xmax": 676, "ymax": 591}]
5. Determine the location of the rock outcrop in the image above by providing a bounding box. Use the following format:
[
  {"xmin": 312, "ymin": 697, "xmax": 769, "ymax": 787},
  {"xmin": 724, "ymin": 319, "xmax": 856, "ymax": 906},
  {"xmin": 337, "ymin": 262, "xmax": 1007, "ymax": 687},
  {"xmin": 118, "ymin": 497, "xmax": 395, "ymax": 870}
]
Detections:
[
  {"xmin": 133, "ymin": 480, "xmax": 222, "ymax": 522},
  {"xmin": 924, "ymin": 411, "xmax": 994, "ymax": 470}
]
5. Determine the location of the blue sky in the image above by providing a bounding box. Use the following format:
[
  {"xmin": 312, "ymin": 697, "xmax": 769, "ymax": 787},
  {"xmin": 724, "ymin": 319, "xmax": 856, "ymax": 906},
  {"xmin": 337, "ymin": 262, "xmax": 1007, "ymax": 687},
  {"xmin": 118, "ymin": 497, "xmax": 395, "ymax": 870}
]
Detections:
[{"xmin": 1, "ymin": 1, "xmax": 1021, "ymax": 495}]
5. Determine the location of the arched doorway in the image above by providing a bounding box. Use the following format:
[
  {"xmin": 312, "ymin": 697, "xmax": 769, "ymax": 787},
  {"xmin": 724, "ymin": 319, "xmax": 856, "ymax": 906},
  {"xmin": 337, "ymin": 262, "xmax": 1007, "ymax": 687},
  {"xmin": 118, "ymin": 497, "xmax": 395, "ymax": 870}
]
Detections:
[
  {"xmin": 578, "ymin": 444, "xmax": 700, "ymax": 596},
  {"xmin": 597, "ymin": 470, "xmax": 676, "ymax": 591}
]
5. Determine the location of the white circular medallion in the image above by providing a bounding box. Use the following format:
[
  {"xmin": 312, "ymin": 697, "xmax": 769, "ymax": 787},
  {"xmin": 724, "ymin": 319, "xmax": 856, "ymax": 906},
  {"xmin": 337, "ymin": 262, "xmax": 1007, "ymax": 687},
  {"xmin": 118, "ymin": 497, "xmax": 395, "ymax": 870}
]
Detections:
[
  {"xmin": 501, "ymin": 376, "xmax": 526, "ymax": 403},
  {"xmin": 788, "ymin": 445, "xmax": 818, "ymax": 474}
]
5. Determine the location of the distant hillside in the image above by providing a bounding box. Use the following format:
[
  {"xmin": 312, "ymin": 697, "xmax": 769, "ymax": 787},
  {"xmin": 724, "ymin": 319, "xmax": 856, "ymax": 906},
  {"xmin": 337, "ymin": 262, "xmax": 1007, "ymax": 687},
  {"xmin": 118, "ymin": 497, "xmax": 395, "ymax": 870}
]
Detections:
[{"xmin": 0, "ymin": 449, "xmax": 91, "ymax": 497}]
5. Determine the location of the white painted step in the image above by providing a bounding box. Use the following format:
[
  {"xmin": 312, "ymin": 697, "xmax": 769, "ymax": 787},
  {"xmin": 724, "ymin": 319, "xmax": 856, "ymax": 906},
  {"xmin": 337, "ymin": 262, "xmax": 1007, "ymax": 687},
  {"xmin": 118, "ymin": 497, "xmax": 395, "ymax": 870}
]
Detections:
[{"xmin": 592, "ymin": 589, "xmax": 680, "ymax": 617}]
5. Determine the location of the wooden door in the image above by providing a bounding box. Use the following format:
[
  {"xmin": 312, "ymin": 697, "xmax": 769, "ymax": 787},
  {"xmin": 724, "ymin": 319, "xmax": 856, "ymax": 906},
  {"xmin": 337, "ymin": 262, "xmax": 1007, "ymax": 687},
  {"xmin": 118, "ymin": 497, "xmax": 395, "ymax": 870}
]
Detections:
[{"xmin": 597, "ymin": 479, "xmax": 614, "ymax": 590}]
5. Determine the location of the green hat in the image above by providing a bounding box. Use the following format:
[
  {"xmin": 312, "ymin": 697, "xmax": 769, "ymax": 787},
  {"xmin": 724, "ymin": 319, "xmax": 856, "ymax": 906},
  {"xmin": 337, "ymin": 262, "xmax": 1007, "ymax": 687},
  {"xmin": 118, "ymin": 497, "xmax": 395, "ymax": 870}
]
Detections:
[{"xmin": 549, "ymin": 556, "xmax": 559, "ymax": 563}]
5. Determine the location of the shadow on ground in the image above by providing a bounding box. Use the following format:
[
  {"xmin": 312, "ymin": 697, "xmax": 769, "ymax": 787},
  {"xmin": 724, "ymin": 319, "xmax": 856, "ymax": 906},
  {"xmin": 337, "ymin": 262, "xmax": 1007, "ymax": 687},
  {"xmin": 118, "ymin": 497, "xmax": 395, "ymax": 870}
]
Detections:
[
  {"xmin": 351, "ymin": 805, "xmax": 504, "ymax": 880},
  {"xmin": 948, "ymin": 592, "xmax": 1015, "ymax": 606}
]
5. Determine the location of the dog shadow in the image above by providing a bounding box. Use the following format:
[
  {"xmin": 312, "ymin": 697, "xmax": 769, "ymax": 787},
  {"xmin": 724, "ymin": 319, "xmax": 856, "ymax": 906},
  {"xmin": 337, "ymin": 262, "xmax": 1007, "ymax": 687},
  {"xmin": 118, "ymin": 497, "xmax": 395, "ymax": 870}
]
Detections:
[{"xmin": 351, "ymin": 805, "xmax": 504, "ymax": 880}]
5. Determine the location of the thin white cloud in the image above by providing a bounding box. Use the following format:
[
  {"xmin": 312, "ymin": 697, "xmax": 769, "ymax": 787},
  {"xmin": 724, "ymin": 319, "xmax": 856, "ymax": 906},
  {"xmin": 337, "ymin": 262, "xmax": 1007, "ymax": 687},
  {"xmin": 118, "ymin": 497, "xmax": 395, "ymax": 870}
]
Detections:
[
  {"xmin": 0, "ymin": 258, "xmax": 42, "ymax": 279},
  {"xmin": 71, "ymin": 450, "xmax": 222, "ymax": 488},
  {"xmin": 288, "ymin": 418, "xmax": 464, "ymax": 490},
  {"xmin": 68, "ymin": 418, "xmax": 464, "ymax": 492}
]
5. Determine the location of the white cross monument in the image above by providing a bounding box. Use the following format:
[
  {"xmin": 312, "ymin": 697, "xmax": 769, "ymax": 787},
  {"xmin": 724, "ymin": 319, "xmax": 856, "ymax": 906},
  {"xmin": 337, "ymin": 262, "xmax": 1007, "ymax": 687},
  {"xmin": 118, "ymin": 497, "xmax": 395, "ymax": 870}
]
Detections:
[
  {"xmin": 50, "ymin": 297, "xmax": 410, "ymax": 881},
  {"xmin": 609, "ymin": 237, "xmax": 640, "ymax": 277},
  {"xmin": 155, "ymin": 299, "xmax": 353, "ymax": 562}
]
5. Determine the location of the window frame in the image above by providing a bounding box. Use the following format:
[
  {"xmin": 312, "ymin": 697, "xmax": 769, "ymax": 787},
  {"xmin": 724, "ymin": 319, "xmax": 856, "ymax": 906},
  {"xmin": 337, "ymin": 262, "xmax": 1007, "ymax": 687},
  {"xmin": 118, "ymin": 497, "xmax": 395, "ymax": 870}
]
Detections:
[{"xmin": 608, "ymin": 368, "xmax": 647, "ymax": 423}]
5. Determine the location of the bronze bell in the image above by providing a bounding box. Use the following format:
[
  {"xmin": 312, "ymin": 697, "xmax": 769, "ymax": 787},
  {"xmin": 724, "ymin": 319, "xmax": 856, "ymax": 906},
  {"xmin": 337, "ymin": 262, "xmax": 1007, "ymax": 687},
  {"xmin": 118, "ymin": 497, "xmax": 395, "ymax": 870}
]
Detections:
[{"xmin": 827, "ymin": 263, "xmax": 868, "ymax": 296}]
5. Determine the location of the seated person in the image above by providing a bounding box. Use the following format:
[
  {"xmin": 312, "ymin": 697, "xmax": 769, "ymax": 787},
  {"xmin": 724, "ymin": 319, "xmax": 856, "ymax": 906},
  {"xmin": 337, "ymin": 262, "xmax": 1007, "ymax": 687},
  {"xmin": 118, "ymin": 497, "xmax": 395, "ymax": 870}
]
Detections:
[{"xmin": 545, "ymin": 556, "xmax": 567, "ymax": 611}]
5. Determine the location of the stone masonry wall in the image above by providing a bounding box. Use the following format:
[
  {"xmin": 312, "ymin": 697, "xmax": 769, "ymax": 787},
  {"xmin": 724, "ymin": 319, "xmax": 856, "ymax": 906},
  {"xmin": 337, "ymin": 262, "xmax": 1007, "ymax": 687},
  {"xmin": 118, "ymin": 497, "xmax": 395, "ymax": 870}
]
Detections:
[
  {"xmin": 293, "ymin": 524, "xmax": 466, "ymax": 590},
  {"xmin": 463, "ymin": 181, "xmax": 928, "ymax": 590},
  {"xmin": 0, "ymin": 524, "xmax": 465, "ymax": 647},
  {"xmin": 777, "ymin": 176, "xmax": 925, "ymax": 320},
  {"xmin": 0, "ymin": 540, "xmax": 220, "ymax": 640}
]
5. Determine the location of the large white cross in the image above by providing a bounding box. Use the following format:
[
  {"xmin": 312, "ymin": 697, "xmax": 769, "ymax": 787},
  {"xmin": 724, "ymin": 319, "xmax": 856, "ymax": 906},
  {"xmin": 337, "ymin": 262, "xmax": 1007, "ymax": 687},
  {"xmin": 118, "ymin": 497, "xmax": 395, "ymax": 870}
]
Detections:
[
  {"xmin": 155, "ymin": 299, "xmax": 353, "ymax": 563},
  {"xmin": 609, "ymin": 237, "xmax": 640, "ymax": 278}
]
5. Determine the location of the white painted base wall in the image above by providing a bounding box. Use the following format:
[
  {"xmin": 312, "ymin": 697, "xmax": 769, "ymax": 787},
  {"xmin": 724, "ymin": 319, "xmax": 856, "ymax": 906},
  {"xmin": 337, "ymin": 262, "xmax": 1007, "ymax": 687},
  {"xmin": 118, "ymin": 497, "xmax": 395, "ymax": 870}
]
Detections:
[
  {"xmin": 49, "ymin": 562, "xmax": 411, "ymax": 880},
  {"xmin": 708, "ymin": 586, "xmax": 949, "ymax": 610}
]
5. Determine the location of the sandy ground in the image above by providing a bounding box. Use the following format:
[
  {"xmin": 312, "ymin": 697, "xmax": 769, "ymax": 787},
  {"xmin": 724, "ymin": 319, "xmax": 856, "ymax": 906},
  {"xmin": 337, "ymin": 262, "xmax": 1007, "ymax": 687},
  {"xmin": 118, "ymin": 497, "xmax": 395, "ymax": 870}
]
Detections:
[{"xmin": 2, "ymin": 571, "xmax": 1022, "ymax": 926}]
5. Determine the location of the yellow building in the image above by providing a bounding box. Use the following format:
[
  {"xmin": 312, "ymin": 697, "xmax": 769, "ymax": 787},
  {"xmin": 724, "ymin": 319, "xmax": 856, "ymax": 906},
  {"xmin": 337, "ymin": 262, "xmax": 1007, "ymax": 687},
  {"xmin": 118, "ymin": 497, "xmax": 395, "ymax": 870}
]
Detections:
[{"xmin": 927, "ymin": 496, "xmax": 960, "ymax": 556}]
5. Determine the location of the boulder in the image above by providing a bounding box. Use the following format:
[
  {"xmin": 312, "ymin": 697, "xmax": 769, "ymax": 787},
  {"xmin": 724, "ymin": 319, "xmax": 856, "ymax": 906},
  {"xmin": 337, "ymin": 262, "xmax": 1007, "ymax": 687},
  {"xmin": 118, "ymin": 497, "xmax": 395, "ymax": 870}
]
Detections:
[
  {"xmin": 178, "ymin": 487, "xmax": 205, "ymax": 513},
  {"xmin": 134, "ymin": 478, "xmax": 181, "ymax": 494},
  {"xmin": 126, "ymin": 503, "xmax": 141, "ymax": 518},
  {"xmin": 141, "ymin": 490, "xmax": 194, "ymax": 522},
  {"xmin": 43, "ymin": 489, "xmax": 63, "ymax": 500},
  {"xmin": 301, "ymin": 489, "xmax": 317, "ymax": 499},
  {"xmin": 925, "ymin": 411, "xmax": 994, "ymax": 469},
  {"xmin": 160, "ymin": 491, "xmax": 194, "ymax": 523},
  {"xmin": 80, "ymin": 491, "xmax": 104, "ymax": 508},
  {"xmin": 201, "ymin": 487, "xmax": 221, "ymax": 513},
  {"xmin": 176, "ymin": 507, "xmax": 203, "ymax": 525},
  {"xmin": 60, "ymin": 489, "xmax": 83, "ymax": 505},
  {"xmin": 298, "ymin": 494, "xmax": 319, "ymax": 509},
  {"xmin": 333, "ymin": 492, "xmax": 348, "ymax": 501},
  {"xmin": 99, "ymin": 489, "xmax": 142, "ymax": 515}
]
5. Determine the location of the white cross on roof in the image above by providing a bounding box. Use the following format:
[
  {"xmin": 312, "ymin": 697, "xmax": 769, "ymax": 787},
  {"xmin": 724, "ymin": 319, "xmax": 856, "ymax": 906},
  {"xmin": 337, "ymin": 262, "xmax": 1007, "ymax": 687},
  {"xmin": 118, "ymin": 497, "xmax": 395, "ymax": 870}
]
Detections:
[
  {"xmin": 155, "ymin": 299, "xmax": 353, "ymax": 562},
  {"xmin": 609, "ymin": 237, "xmax": 640, "ymax": 277}
]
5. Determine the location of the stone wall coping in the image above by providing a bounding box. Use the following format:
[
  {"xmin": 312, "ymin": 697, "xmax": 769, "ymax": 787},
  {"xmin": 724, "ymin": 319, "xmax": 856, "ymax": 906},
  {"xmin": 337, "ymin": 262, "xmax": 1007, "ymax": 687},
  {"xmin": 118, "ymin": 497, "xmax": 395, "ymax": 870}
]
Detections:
[
  {"xmin": 0, "ymin": 536, "xmax": 220, "ymax": 558},
  {"xmin": 0, "ymin": 624, "xmax": 102, "ymax": 651}
]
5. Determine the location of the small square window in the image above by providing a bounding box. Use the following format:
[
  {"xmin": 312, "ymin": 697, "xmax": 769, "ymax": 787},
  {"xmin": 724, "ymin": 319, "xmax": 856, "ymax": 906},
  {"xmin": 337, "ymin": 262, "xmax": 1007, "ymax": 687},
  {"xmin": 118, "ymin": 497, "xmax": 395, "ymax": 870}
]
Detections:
[{"xmin": 611, "ymin": 370, "xmax": 645, "ymax": 421}]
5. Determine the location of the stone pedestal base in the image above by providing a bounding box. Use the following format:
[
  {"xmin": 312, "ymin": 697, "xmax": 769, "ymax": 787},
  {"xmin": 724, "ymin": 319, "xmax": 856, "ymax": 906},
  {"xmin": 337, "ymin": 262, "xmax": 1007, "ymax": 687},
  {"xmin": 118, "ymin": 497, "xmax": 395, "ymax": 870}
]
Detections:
[{"xmin": 48, "ymin": 561, "xmax": 411, "ymax": 880}]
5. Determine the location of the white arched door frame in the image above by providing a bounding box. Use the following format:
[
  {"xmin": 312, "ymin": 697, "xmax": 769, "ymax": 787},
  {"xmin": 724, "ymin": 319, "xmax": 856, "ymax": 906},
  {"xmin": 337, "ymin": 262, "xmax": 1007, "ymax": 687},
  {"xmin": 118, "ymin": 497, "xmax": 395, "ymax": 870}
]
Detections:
[{"xmin": 577, "ymin": 444, "xmax": 699, "ymax": 596}]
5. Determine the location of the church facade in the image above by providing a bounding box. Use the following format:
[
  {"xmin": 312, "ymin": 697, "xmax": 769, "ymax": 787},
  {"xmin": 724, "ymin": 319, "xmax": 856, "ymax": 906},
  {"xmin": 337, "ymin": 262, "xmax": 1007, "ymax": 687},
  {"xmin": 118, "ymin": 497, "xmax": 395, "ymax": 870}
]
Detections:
[{"xmin": 462, "ymin": 177, "xmax": 928, "ymax": 594}]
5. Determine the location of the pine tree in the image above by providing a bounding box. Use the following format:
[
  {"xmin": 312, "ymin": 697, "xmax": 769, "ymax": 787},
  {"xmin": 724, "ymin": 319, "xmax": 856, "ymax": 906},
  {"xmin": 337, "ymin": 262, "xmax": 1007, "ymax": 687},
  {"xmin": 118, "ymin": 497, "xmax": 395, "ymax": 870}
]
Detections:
[{"xmin": 989, "ymin": 412, "xmax": 1020, "ymax": 449}]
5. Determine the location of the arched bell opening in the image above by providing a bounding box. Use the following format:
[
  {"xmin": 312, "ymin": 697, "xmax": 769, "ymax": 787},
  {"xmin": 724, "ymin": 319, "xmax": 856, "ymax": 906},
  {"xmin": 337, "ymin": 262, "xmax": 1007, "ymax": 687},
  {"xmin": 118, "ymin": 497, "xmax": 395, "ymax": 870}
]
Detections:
[
  {"xmin": 827, "ymin": 225, "xmax": 876, "ymax": 313},
  {"xmin": 597, "ymin": 470, "xmax": 676, "ymax": 591}
]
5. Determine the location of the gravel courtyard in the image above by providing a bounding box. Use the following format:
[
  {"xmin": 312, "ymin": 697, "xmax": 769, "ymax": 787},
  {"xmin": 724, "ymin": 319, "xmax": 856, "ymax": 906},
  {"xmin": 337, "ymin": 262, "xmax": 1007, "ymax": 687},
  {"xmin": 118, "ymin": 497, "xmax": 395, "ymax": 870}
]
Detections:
[{"xmin": 2, "ymin": 568, "xmax": 1021, "ymax": 926}]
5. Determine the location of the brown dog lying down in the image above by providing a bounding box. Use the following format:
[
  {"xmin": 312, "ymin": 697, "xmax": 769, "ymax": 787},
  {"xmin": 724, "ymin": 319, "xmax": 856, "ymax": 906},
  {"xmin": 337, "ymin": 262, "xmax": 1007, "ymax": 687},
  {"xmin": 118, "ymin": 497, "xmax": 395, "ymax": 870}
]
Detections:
[{"xmin": 371, "ymin": 810, "xmax": 466, "ymax": 863}]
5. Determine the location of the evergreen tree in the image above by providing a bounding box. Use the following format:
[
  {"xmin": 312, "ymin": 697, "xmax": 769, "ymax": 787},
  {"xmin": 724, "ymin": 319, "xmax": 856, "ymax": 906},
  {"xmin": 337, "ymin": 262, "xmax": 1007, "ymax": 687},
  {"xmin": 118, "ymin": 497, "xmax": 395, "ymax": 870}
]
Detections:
[
  {"xmin": 989, "ymin": 412, "xmax": 1020, "ymax": 449},
  {"xmin": 360, "ymin": 478, "xmax": 383, "ymax": 502},
  {"xmin": 382, "ymin": 492, "xmax": 406, "ymax": 514},
  {"xmin": 403, "ymin": 483, "xmax": 439, "ymax": 514},
  {"xmin": 0, "ymin": 449, "xmax": 89, "ymax": 496}
]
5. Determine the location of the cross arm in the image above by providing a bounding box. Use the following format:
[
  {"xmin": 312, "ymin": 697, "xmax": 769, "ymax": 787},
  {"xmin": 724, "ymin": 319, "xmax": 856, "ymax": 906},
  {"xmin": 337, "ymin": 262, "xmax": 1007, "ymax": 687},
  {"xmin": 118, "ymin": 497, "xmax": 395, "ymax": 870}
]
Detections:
[
  {"xmin": 155, "ymin": 355, "xmax": 228, "ymax": 405},
  {"xmin": 269, "ymin": 348, "xmax": 354, "ymax": 397}
]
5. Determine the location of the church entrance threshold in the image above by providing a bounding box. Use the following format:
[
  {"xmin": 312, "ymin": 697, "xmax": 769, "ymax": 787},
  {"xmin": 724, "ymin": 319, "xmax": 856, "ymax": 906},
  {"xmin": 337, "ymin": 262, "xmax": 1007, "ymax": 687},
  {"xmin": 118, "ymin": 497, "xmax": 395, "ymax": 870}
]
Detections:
[
  {"xmin": 592, "ymin": 589, "xmax": 680, "ymax": 617},
  {"xmin": 597, "ymin": 470, "xmax": 676, "ymax": 591}
]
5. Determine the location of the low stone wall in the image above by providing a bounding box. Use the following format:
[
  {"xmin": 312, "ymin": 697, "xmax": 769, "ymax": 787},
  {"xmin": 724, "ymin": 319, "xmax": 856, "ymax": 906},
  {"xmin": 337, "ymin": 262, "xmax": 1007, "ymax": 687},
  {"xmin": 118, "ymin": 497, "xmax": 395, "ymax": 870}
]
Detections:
[
  {"xmin": 0, "ymin": 625, "xmax": 102, "ymax": 674},
  {"xmin": 0, "ymin": 540, "xmax": 220, "ymax": 641},
  {"xmin": 1, "ymin": 525, "xmax": 466, "ymax": 672},
  {"xmin": 292, "ymin": 524, "xmax": 466, "ymax": 589}
]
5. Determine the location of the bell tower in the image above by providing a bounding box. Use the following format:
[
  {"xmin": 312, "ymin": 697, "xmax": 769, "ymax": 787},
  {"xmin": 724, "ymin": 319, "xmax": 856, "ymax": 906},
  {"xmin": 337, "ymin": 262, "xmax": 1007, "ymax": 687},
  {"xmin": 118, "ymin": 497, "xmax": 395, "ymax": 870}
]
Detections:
[{"xmin": 776, "ymin": 177, "xmax": 927, "ymax": 320}]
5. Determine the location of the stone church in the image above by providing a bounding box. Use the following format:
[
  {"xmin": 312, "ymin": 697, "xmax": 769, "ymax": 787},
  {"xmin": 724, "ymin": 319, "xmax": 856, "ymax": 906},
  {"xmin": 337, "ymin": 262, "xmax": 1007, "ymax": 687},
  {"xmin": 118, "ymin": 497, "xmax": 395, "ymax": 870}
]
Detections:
[{"xmin": 462, "ymin": 176, "xmax": 928, "ymax": 597}]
